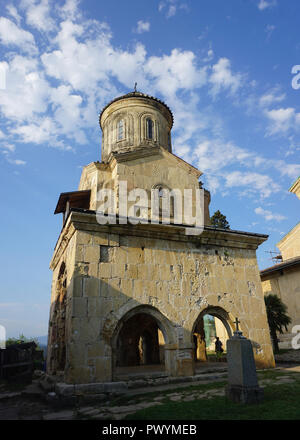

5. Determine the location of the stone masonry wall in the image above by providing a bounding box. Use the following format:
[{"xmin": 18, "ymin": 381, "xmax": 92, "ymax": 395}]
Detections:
[{"xmin": 58, "ymin": 226, "xmax": 275, "ymax": 384}]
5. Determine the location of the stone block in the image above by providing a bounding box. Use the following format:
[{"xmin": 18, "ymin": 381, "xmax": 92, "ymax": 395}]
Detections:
[
  {"xmin": 125, "ymin": 263, "xmax": 138, "ymax": 279},
  {"xmin": 66, "ymin": 366, "xmax": 91, "ymax": 384},
  {"xmin": 73, "ymin": 276, "xmax": 83, "ymax": 297},
  {"xmin": 75, "ymin": 244, "xmax": 84, "ymax": 262},
  {"xmin": 87, "ymin": 297, "xmax": 101, "ymax": 317},
  {"xmin": 111, "ymin": 263, "xmax": 125, "ymax": 278},
  {"xmin": 108, "ymin": 234, "xmax": 119, "ymax": 247},
  {"xmin": 137, "ymin": 264, "xmax": 148, "ymax": 280},
  {"xmin": 93, "ymin": 233, "xmax": 108, "ymax": 245},
  {"xmin": 127, "ymin": 247, "xmax": 145, "ymax": 264},
  {"xmin": 88, "ymin": 263, "xmax": 99, "ymax": 278},
  {"xmin": 84, "ymin": 245, "xmax": 100, "ymax": 263},
  {"xmin": 95, "ymin": 358, "xmax": 112, "ymax": 382},
  {"xmin": 99, "ymin": 262, "xmax": 111, "ymax": 278},
  {"xmin": 159, "ymin": 265, "xmax": 172, "ymax": 281},
  {"xmin": 87, "ymin": 342, "xmax": 105, "ymax": 358},
  {"xmin": 225, "ymin": 385, "xmax": 264, "ymax": 404},
  {"xmin": 176, "ymin": 359, "xmax": 194, "ymax": 377},
  {"xmin": 83, "ymin": 277, "xmax": 100, "ymax": 297},
  {"xmin": 99, "ymin": 279, "xmax": 109, "ymax": 297},
  {"xmin": 55, "ymin": 383, "xmax": 75, "ymax": 396},
  {"xmin": 72, "ymin": 297, "xmax": 88, "ymax": 317},
  {"xmin": 120, "ymin": 278, "xmax": 133, "ymax": 296},
  {"xmin": 77, "ymin": 231, "xmax": 93, "ymax": 245}
]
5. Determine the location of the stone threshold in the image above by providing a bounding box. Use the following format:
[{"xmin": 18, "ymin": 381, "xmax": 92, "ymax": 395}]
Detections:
[{"xmin": 56, "ymin": 368, "xmax": 228, "ymax": 399}]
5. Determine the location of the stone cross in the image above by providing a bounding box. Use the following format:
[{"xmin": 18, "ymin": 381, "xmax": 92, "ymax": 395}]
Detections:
[{"xmin": 234, "ymin": 317, "xmax": 240, "ymax": 332}]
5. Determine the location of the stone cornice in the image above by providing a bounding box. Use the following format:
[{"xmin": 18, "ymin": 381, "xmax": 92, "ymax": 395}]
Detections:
[
  {"xmin": 50, "ymin": 210, "xmax": 268, "ymax": 264},
  {"xmin": 50, "ymin": 219, "xmax": 76, "ymax": 271},
  {"xmin": 108, "ymin": 145, "xmax": 161, "ymax": 164},
  {"xmin": 105, "ymin": 145, "xmax": 202, "ymax": 178}
]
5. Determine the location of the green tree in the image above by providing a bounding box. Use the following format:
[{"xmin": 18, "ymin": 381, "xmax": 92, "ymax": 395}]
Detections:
[
  {"xmin": 210, "ymin": 210, "xmax": 230, "ymax": 229},
  {"xmin": 6, "ymin": 333, "xmax": 39, "ymax": 347},
  {"xmin": 264, "ymin": 294, "xmax": 291, "ymax": 354}
]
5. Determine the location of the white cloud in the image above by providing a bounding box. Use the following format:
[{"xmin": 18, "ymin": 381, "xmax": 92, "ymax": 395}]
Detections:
[
  {"xmin": 24, "ymin": 0, "xmax": 56, "ymax": 32},
  {"xmin": 203, "ymin": 49, "xmax": 214, "ymax": 62},
  {"xmin": 258, "ymin": 0, "xmax": 277, "ymax": 10},
  {"xmin": 259, "ymin": 88, "xmax": 285, "ymax": 107},
  {"xmin": 6, "ymin": 158, "xmax": 26, "ymax": 165},
  {"xmin": 255, "ymin": 207, "xmax": 287, "ymax": 222},
  {"xmin": 145, "ymin": 49, "xmax": 207, "ymax": 98},
  {"xmin": 158, "ymin": 0, "xmax": 188, "ymax": 18},
  {"xmin": 6, "ymin": 4, "xmax": 22, "ymax": 25},
  {"xmin": 50, "ymin": 85, "xmax": 87, "ymax": 143},
  {"xmin": 191, "ymin": 137, "xmax": 288, "ymax": 198},
  {"xmin": 13, "ymin": 117, "xmax": 56, "ymax": 144},
  {"xmin": 225, "ymin": 172, "xmax": 281, "ymax": 199},
  {"xmin": 194, "ymin": 139, "xmax": 252, "ymax": 174},
  {"xmin": 209, "ymin": 58, "xmax": 243, "ymax": 97},
  {"xmin": 0, "ymin": 143, "xmax": 15, "ymax": 153},
  {"xmin": 57, "ymin": 0, "xmax": 80, "ymax": 20},
  {"xmin": 0, "ymin": 17, "xmax": 37, "ymax": 54},
  {"xmin": 0, "ymin": 55, "xmax": 49, "ymax": 121},
  {"xmin": 135, "ymin": 20, "xmax": 150, "ymax": 34},
  {"xmin": 265, "ymin": 107, "xmax": 297, "ymax": 135},
  {"xmin": 265, "ymin": 24, "xmax": 275, "ymax": 41},
  {"xmin": 167, "ymin": 5, "xmax": 177, "ymax": 18}
]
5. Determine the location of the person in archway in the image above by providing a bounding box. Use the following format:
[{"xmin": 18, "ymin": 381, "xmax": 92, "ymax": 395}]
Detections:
[{"xmin": 215, "ymin": 336, "xmax": 223, "ymax": 361}]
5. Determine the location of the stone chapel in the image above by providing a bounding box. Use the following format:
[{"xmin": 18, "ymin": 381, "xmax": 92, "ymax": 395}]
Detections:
[{"xmin": 47, "ymin": 90, "xmax": 275, "ymax": 384}]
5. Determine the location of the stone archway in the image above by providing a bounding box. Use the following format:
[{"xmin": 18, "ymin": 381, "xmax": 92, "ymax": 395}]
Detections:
[
  {"xmin": 111, "ymin": 305, "xmax": 175, "ymax": 379},
  {"xmin": 192, "ymin": 306, "xmax": 233, "ymax": 364}
]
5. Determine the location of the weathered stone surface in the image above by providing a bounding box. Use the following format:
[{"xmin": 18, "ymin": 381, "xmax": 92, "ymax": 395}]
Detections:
[
  {"xmin": 225, "ymin": 385, "xmax": 264, "ymax": 404},
  {"xmin": 43, "ymin": 410, "xmax": 75, "ymax": 420},
  {"xmin": 74, "ymin": 381, "xmax": 127, "ymax": 394},
  {"xmin": 55, "ymin": 383, "xmax": 75, "ymax": 396}
]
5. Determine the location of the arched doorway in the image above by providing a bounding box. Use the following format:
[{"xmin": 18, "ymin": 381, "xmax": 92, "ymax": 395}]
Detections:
[
  {"xmin": 192, "ymin": 306, "xmax": 232, "ymax": 365},
  {"xmin": 116, "ymin": 313, "xmax": 164, "ymax": 367},
  {"xmin": 112, "ymin": 306, "xmax": 171, "ymax": 379}
]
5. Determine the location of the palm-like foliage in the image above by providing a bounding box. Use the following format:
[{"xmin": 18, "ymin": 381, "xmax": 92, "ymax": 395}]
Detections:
[{"xmin": 264, "ymin": 294, "xmax": 291, "ymax": 353}]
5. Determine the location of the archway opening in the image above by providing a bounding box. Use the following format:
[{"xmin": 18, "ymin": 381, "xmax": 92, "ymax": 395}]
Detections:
[
  {"xmin": 193, "ymin": 307, "xmax": 232, "ymax": 366},
  {"xmin": 114, "ymin": 312, "xmax": 166, "ymax": 377}
]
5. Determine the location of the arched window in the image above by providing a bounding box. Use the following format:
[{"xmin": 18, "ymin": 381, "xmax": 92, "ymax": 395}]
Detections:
[
  {"xmin": 117, "ymin": 119, "xmax": 124, "ymax": 141},
  {"xmin": 167, "ymin": 132, "xmax": 171, "ymax": 150},
  {"xmin": 146, "ymin": 118, "xmax": 153, "ymax": 140},
  {"xmin": 152, "ymin": 184, "xmax": 175, "ymax": 223}
]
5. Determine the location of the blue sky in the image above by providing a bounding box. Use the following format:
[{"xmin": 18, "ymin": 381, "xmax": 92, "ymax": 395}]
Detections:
[{"xmin": 0, "ymin": 0, "xmax": 299, "ymax": 338}]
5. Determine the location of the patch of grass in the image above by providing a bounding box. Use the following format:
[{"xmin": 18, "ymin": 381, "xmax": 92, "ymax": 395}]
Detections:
[{"xmin": 125, "ymin": 372, "xmax": 300, "ymax": 420}]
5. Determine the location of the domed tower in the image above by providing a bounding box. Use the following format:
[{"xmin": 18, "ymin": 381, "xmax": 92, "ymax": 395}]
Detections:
[
  {"xmin": 74, "ymin": 89, "xmax": 211, "ymax": 224},
  {"xmin": 99, "ymin": 91, "xmax": 174, "ymax": 162}
]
